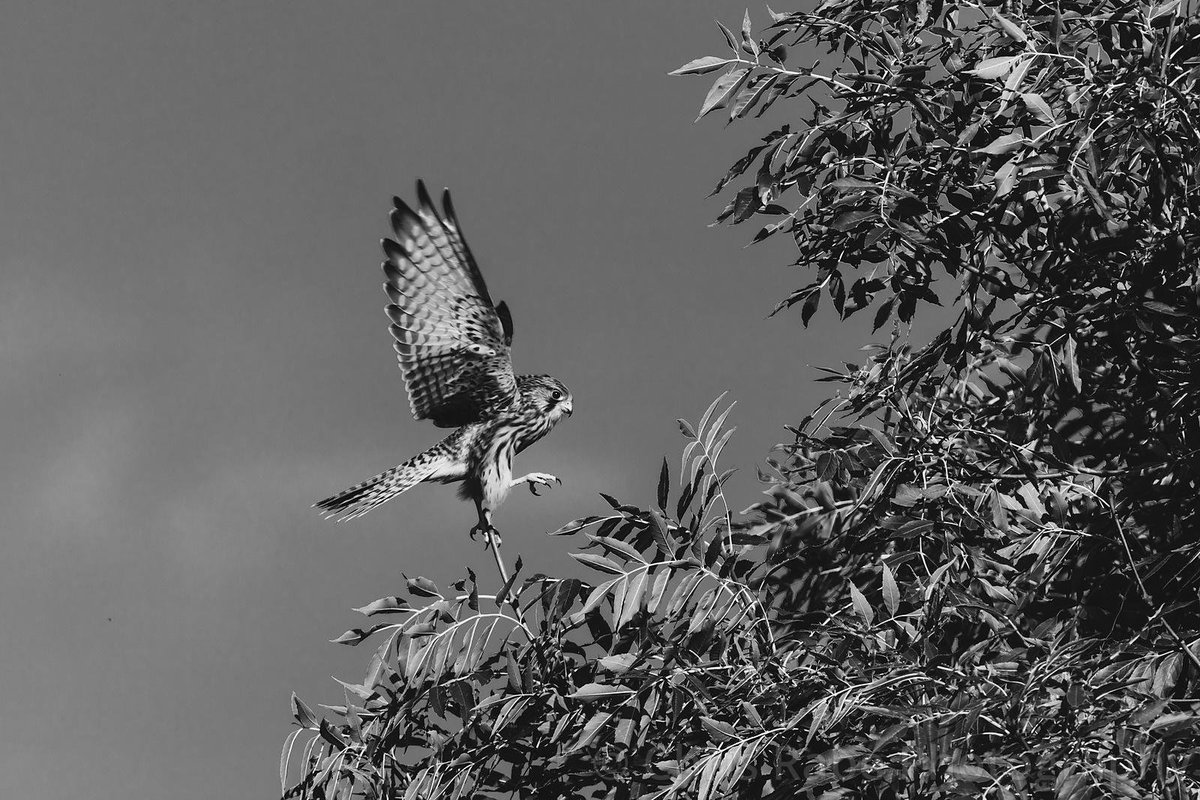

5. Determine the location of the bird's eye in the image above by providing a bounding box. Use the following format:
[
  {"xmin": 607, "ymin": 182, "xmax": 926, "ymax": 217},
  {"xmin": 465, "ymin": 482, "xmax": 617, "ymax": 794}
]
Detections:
[{"xmin": 550, "ymin": 390, "xmax": 562, "ymax": 401}]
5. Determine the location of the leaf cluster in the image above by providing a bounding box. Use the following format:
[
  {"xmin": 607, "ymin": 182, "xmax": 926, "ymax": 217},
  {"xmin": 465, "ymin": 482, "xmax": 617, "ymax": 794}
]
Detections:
[
  {"xmin": 285, "ymin": 2, "xmax": 1200, "ymax": 798},
  {"xmin": 283, "ymin": 400, "xmax": 792, "ymax": 799}
]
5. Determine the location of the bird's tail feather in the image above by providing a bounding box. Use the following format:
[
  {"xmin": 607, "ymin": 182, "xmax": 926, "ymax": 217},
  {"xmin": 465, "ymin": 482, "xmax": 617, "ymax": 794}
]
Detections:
[{"xmin": 314, "ymin": 454, "xmax": 441, "ymax": 522}]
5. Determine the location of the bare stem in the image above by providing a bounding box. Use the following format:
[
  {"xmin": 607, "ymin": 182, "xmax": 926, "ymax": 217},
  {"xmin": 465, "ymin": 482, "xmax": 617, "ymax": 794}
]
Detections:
[
  {"xmin": 485, "ymin": 529, "xmax": 509, "ymax": 585},
  {"xmin": 484, "ymin": 528, "xmax": 527, "ymax": 627}
]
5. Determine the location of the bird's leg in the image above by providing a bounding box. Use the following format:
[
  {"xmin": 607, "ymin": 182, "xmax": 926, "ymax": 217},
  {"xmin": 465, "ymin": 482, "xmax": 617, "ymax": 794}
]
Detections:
[{"xmin": 513, "ymin": 472, "xmax": 562, "ymax": 496}]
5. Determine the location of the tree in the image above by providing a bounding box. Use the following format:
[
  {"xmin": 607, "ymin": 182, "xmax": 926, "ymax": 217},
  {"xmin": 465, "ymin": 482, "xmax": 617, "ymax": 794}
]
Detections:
[{"xmin": 283, "ymin": 2, "xmax": 1200, "ymax": 797}]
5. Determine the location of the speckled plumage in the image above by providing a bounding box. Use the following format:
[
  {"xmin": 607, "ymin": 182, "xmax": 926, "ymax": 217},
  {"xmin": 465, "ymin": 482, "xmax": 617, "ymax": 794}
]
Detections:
[{"xmin": 315, "ymin": 184, "xmax": 573, "ymax": 529}]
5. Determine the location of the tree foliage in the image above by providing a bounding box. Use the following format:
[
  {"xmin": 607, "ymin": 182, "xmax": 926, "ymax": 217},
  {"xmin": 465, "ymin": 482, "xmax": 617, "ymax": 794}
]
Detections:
[{"xmin": 285, "ymin": 2, "xmax": 1200, "ymax": 797}]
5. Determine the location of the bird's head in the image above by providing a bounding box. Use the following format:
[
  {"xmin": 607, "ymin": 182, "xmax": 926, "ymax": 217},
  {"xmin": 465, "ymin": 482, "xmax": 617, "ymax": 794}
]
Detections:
[{"xmin": 520, "ymin": 375, "xmax": 574, "ymax": 422}]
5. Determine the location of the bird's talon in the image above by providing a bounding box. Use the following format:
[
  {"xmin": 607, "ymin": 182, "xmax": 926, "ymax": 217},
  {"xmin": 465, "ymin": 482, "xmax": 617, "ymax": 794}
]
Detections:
[{"xmin": 470, "ymin": 523, "xmax": 502, "ymax": 547}]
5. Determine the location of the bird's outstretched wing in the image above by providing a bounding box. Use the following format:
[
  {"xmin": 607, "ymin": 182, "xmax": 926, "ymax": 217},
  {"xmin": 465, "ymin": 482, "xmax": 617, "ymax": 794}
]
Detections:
[{"xmin": 384, "ymin": 181, "xmax": 518, "ymax": 427}]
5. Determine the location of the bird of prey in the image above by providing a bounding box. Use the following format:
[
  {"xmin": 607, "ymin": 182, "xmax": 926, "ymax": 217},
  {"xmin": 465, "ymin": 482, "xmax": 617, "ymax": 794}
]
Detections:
[{"xmin": 314, "ymin": 182, "xmax": 573, "ymax": 542}]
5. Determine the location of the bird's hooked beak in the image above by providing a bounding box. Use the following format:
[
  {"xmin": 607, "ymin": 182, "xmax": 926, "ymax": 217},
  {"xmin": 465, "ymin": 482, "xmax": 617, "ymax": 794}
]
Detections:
[{"xmin": 562, "ymin": 400, "xmax": 573, "ymax": 417}]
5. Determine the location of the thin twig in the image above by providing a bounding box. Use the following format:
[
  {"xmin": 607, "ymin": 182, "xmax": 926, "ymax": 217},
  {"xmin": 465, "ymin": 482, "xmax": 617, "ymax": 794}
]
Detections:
[
  {"xmin": 484, "ymin": 530, "xmax": 527, "ymax": 627},
  {"xmin": 485, "ymin": 530, "xmax": 509, "ymax": 585}
]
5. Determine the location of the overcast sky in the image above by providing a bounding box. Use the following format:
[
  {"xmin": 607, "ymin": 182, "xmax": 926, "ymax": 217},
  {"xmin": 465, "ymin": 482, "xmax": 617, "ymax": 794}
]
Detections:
[{"xmin": 0, "ymin": 3, "xmax": 901, "ymax": 797}]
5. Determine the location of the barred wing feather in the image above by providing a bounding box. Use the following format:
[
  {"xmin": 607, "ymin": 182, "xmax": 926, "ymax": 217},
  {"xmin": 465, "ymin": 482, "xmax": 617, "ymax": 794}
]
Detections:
[{"xmin": 383, "ymin": 182, "xmax": 517, "ymax": 427}]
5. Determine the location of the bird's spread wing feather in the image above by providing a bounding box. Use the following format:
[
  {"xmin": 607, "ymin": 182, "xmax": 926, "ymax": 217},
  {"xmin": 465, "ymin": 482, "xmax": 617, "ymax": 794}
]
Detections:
[{"xmin": 384, "ymin": 182, "xmax": 517, "ymax": 427}]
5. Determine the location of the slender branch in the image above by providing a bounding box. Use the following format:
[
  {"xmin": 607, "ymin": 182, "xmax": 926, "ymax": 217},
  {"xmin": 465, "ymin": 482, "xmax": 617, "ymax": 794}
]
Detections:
[
  {"xmin": 485, "ymin": 530, "xmax": 509, "ymax": 585},
  {"xmin": 484, "ymin": 530, "xmax": 528, "ymax": 628}
]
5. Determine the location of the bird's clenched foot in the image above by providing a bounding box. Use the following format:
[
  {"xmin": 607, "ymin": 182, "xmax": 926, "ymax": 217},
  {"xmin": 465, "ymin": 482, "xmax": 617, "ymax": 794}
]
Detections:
[
  {"xmin": 515, "ymin": 472, "xmax": 562, "ymax": 496},
  {"xmin": 470, "ymin": 522, "xmax": 503, "ymax": 548}
]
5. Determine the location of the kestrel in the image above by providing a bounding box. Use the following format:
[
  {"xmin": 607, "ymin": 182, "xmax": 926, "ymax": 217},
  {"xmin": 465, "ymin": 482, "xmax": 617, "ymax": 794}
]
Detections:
[{"xmin": 315, "ymin": 182, "xmax": 573, "ymax": 540}]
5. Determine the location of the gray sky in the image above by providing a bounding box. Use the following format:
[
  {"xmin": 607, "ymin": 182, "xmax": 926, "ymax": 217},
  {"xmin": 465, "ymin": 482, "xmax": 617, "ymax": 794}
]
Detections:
[{"xmin": 1, "ymin": 3, "xmax": 889, "ymax": 797}]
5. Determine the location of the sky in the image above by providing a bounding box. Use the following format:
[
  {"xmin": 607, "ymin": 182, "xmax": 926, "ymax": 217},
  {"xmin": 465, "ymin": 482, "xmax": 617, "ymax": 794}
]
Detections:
[{"xmin": 0, "ymin": 3, "xmax": 903, "ymax": 797}]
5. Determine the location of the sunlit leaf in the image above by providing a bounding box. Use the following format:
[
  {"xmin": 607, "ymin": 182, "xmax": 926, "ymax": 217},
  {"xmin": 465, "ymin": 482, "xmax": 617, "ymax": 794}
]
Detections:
[
  {"xmin": 730, "ymin": 73, "xmax": 779, "ymax": 120},
  {"xmin": 670, "ymin": 56, "xmax": 737, "ymax": 76},
  {"xmin": 992, "ymin": 12, "xmax": 1026, "ymax": 43},
  {"xmin": 700, "ymin": 716, "xmax": 738, "ymax": 741},
  {"xmin": 740, "ymin": 9, "xmax": 756, "ymax": 56},
  {"xmin": 1021, "ymin": 93, "xmax": 1057, "ymax": 124},
  {"xmin": 569, "ymin": 682, "xmax": 635, "ymax": 701},
  {"xmin": 598, "ymin": 653, "xmax": 637, "ymax": 673},
  {"xmin": 405, "ymin": 576, "xmax": 440, "ymax": 598},
  {"xmin": 549, "ymin": 515, "xmax": 605, "ymax": 536},
  {"xmin": 330, "ymin": 625, "xmax": 388, "ymax": 646},
  {"xmin": 848, "ymin": 582, "xmax": 874, "ymax": 626},
  {"xmin": 649, "ymin": 508, "xmax": 674, "ymax": 555},
  {"xmin": 696, "ymin": 68, "xmax": 752, "ymax": 121},
  {"xmin": 979, "ymin": 132, "xmax": 1028, "ymax": 155},
  {"xmin": 881, "ymin": 562, "xmax": 899, "ymax": 617},
  {"xmin": 969, "ymin": 55, "xmax": 1021, "ymax": 79},
  {"xmin": 567, "ymin": 711, "xmax": 613, "ymax": 752},
  {"xmin": 354, "ymin": 596, "xmax": 411, "ymax": 616},
  {"xmin": 947, "ymin": 763, "xmax": 993, "ymax": 782},
  {"xmin": 570, "ymin": 552, "xmax": 625, "ymax": 575}
]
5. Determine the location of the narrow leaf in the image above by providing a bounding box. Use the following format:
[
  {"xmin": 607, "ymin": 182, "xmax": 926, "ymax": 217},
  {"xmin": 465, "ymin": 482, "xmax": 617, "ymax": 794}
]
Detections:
[
  {"xmin": 579, "ymin": 579, "xmax": 613, "ymax": 618},
  {"xmin": 279, "ymin": 728, "xmax": 301, "ymax": 789},
  {"xmin": 670, "ymin": 56, "xmax": 736, "ymax": 76},
  {"xmin": 947, "ymin": 763, "xmax": 993, "ymax": 782},
  {"xmin": 549, "ymin": 515, "xmax": 604, "ymax": 536},
  {"xmin": 353, "ymin": 596, "xmax": 411, "ymax": 616},
  {"xmin": 881, "ymin": 563, "xmax": 900, "ymax": 617},
  {"xmin": 697, "ymin": 391, "xmax": 729, "ymax": 438},
  {"xmin": 591, "ymin": 534, "xmax": 644, "ymax": 563},
  {"xmin": 848, "ymin": 582, "xmax": 874, "ymax": 626},
  {"xmin": 657, "ymin": 458, "xmax": 670, "ymax": 509},
  {"xmin": 570, "ymin": 682, "xmax": 634, "ymax": 701},
  {"xmin": 704, "ymin": 401, "xmax": 737, "ymax": 453},
  {"xmin": 330, "ymin": 625, "xmax": 388, "ymax": 646},
  {"xmin": 969, "ymin": 55, "xmax": 1020, "ymax": 79},
  {"xmin": 716, "ymin": 19, "xmax": 738, "ymax": 52},
  {"xmin": 318, "ymin": 719, "xmax": 346, "ymax": 751},
  {"xmin": 570, "ymin": 552, "xmax": 626, "ymax": 575},
  {"xmin": 617, "ymin": 570, "xmax": 648, "ymax": 630},
  {"xmin": 740, "ymin": 9, "xmax": 754, "ymax": 52},
  {"xmin": 992, "ymin": 12, "xmax": 1026, "ymax": 42},
  {"xmin": 979, "ymin": 132, "xmax": 1028, "ymax": 155},
  {"xmin": 1021, "ymin": 93, "xmax": 1057, "ymax": 124},
  {"xmin": 291, "ymin": 692, "xmax": 319, "ymax": 729},
  {"xmin": 696, "ymin": 68, "xmax": 752, "ymax": 122},
  {"xmin": 700, "ymin": 716, "xmax": 739, "ymax": 742},
  {"xmin": 730, "ymin": 73, "xmax": 778, "ymax": 120},
  {"xmin": 1063, "ymin": 334, "xmax": 1081, "ymax": 392},
  {"xmin": 598, "ymin": 653, "xmax": 637, "ymax": 673},
  {"xmin": 494, "ymin": 556, "xmax": 523, "ymax": 607},
  {"xmin": 405, "ymin": 576, "xmax": 440, "ymax": 598},
  {"xmin": 872, "ymin": 298, "xmax": 895, "ymax": 331},
  {"xmin": 648, "ymin": 508, "xmax": 674, "ymax": 555},
  {"xmin": 647, "ymin": 567, "xmax": 672, "ymax": 614},
  {"xmin": 567, "ymin": 711, "xmax": 613, "ymax": 752},
  {"xmin": 598, "ymin": 492, "xmax": 623, "ymax": 510}
]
